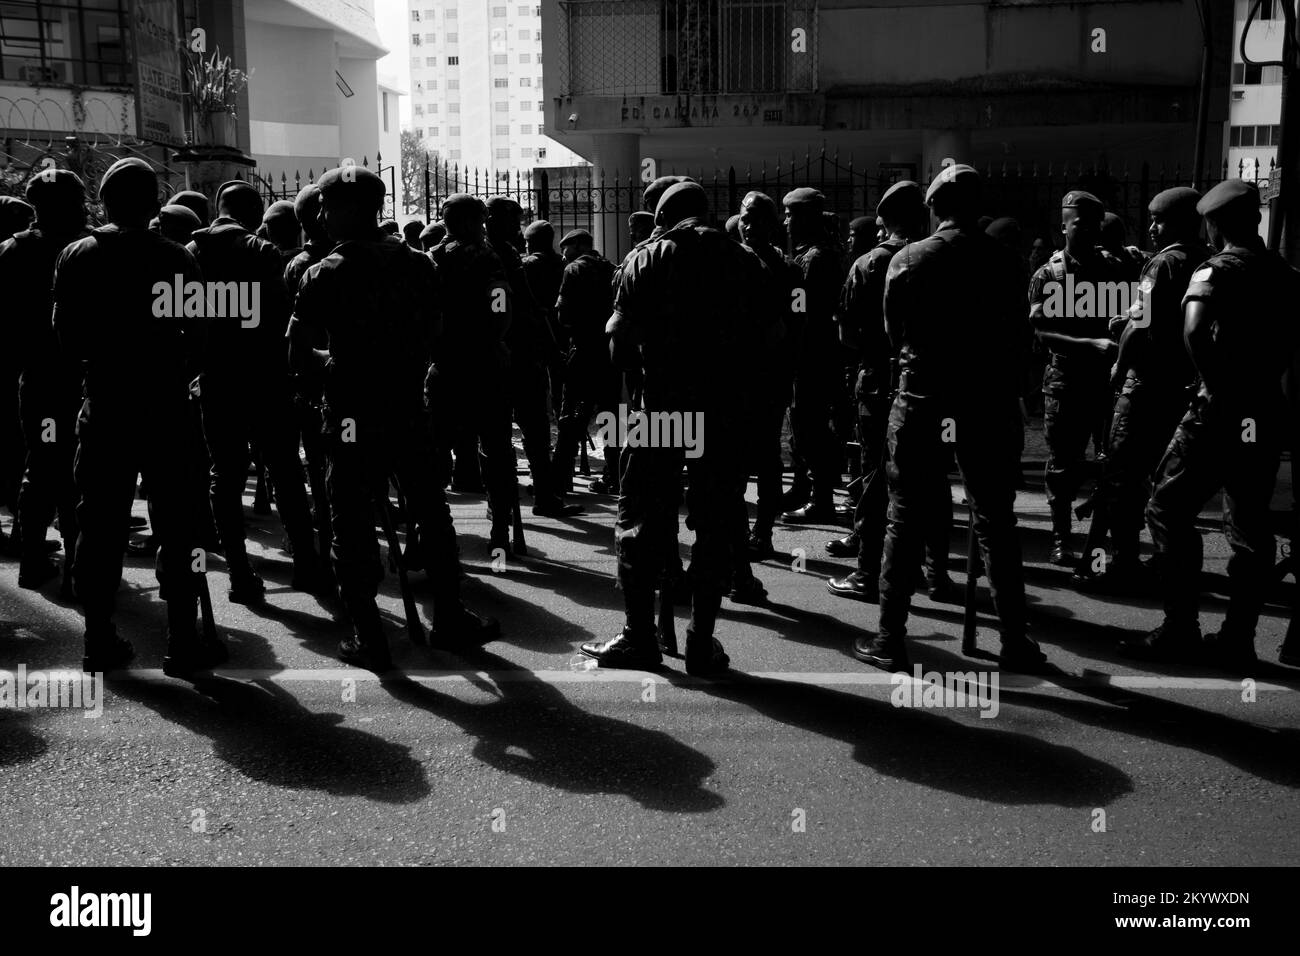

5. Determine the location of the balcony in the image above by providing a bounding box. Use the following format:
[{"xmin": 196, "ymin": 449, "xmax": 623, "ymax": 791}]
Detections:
[{"xmin": 557, "ymin": 0, "xmax": 817, "ymax": 97}]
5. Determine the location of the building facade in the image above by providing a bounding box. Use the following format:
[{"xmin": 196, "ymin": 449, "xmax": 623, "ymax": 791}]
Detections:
[
  {"xmin": 405, "ymin": 0, "xmax": 584, "ymax": 173},
  {"xmin": 0, "ymin": 0, "xmax": 392, "ymax": 199},
  {"xmin": 543, "ymin": 0, "xmax": 1233, "ymax": 184},
  {"xmin": 1227, "ymin": 0, "xmax": 1285, "ymax": 183}
]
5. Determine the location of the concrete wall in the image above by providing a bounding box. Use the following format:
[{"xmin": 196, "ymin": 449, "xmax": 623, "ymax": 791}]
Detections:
[
  {"xmin": 338, "ymin": 55, "xmax": 380, "ymax": 163},
  {"xmin": 246, "ymin": 20, "xmax": 340, "ymax": 171},
  {"xmin": 0, "ymin": 85, "xmax": 135, "ymax": 138}
]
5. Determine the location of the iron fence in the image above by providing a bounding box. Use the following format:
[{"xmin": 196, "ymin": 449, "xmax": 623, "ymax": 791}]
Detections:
[
  {"xmin": 0, "ymin": 134, "xmax": 184, "ymax": 215},
  {"xmin": 255, "ymin": 144, "xmax": 1275, "ymax": 265}
]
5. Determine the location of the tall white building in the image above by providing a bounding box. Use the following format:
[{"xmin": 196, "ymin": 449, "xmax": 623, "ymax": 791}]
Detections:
[
  {"xmin": 406, "ymin": 1, "xmax": 584, "ymax": 173},
  {"xmin": 1226, "ymin": 0, "xmax": 1285, "ymax": 182}
]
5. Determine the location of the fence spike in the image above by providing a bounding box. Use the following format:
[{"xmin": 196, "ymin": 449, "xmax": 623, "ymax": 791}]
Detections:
[
  {"xmin": 376, "ymin": 150, "xmax": 382, "ymax": 166},
  {"xmin": 362, "ymin": 155, "xmax": 368, "ymax": 168}
]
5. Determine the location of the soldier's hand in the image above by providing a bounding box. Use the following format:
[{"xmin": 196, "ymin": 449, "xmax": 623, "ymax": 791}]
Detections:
[{"xmin": 1092, "ymin": 338, "xmax": 1117, "ymax": 355}]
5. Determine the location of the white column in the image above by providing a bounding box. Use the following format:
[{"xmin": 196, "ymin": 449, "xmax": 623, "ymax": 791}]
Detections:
[{"xmin": 589, "ymin": 132, "xmax": 641, "ymax": 263}]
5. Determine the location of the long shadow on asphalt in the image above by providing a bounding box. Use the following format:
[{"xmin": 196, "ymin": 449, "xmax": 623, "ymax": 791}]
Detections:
[
  {"xmin": 658, "ymin": 669, "xmax": 1131, "ymax": 807},
  {"xmin": 0, "ymin": 712, "xmax": 48, "ymax": 770},
  {"xmin": 378, "ymin": 648, "xmax": 724, "ymax": 814},
  {"xmin": 920, "ymin": 641, "xmax": 1300, "ymax": 789},
  {"xmin": 106, "ymin": 666, "xmax": 431, "ymax": 804}
]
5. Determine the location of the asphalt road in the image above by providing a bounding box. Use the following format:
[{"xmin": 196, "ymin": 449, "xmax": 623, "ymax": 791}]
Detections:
[{"xmin": 2, "ymin": 448, "xmax": 1298, "ymax": 866}]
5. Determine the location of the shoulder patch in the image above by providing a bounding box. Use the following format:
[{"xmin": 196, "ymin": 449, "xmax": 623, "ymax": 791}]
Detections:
[
  {"xmin": 1139, "ymin": 276, "xmax": 1155, "ymax": 294},
  {"xmin": 1191, "ymin": 266, "xmax": 1213, "ymax": 283}
]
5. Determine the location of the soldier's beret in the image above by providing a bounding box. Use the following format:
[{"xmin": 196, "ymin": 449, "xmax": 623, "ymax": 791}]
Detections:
[
  {"xmin": 725, "ymin": 213, "xmax": 742, "ymax": 238},
  {"xmin": 419, "ymin": 221, "xmax": 447, "ymax": 245},
  {"xmin": 740, "ymin": 191, "xmax": 779, "ymax": 221},
  {"xmin": 925, "ymin": 164, "xmax": 979, "ymax": 205},
  {"xmin": 485, "ymin": 196, "xmax": 521, "ymax": 217},
  {"xmin": 643, "ymin": 175, "xmax": 691, "ymax": 212},
  {"xmin": 215, "ymin": 179, "xmax": 261, "ymax": 210},
  {"xmin": 560, "ymin": 228, "xmax": 593, "ymax": 247},
  {"xmin": 25, "ymin": 168, "xmax": 84, "ymax": 205},
  {"xmin": 0, "ymin": 195, "xmax": 34, "ymax": 226},
  {"xmin": 379, "ymin": 219, "xmax": 400, "ymax": 235},
  {"xmin": 293, "ymin": 184, "xmax": 322, "ymax": 222},
  {"xmin": 168, "ymin": 190, "xmax": 210, "ymax": 222},
  {"xmin": 1148, "ymin": 186, "xmax": 1201, "ymax": 219},
  {"xmin": 657, "ymin": 180, "xmax": 709, "ymax": 221},
  {"xmin": 158, "ymin": 203, "xmax": 202, "ymax": 239},
  {"xmin": 315, "ymin": 165, "xmax": 386, "ymax": 207},
  {"xmin": 263, "ymin": 199, "xmax": 297, "ymax": 226},
  {"xmin": 782, "ymin": 187, "xmax": 825, "ymax": 210},
  {"xmin": 442, "ymin": 192, "xmax": 485, "ymax": 219},
  {"xmin": 525, "ymin": 219, "xmax": 554, "ymax": 239},
  {"xmin": 978, "ymin": 216, "xmax": 994, "ymax": 230},
  {"xmin": 876, "ymin": 180, "xmax": 922, "ymax": 220},
  {"xmin": 985, "ymin": 216, "xmax": 1021, "ymax": 241},
  {"xmin": 402, "ymin": 220, "xmax": 424, "ymax": 240},
  {"xmin": 628, "ymin": 210, "xmax": 655, "ymax": 229},
  {"xmin": 1196, "ymin": 179, "xmax": 1258, "ymax": 218},
  {"xmin": 99, "ymin": 158, "xmax": 157, "ymax": 204},
  {"xmin": 849, "ymin": 215, "xmax": 873, "ymax": 231},
  {"xmin": 1061, "ymin": 190, "xmax": 1104, "ymax": 216}
]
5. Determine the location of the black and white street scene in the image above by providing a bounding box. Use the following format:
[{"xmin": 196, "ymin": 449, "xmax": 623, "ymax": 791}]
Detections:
[{"xmin": 1, "ymin": 0, "xmax": 1299, "ymax": 891}]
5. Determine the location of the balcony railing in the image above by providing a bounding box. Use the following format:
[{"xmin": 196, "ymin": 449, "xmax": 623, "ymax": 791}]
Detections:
[{"xmin": 557, "ymin": 0, "xmax": 817, "ymax": 97}]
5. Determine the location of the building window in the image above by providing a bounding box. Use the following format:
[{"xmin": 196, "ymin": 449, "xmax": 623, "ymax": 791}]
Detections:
[
  {"xmin": 447, "ymin": 56, "xmax": 459, "ymax": 66},
  {"xmin": 537, "ymin": 146, "xmax": 547, "ymax": 159},
  {"xmin": 520, "ymin": 147, "xmax": 534, "ymax": 158},
  {"xmin": 495, "ymin": 124, "xmax": 510, "ymax": 135},
  {"xmin": 535, "ymin": 31, "xmax": 542, "ymax": 42},
  {"xmin": 428, "ymin": 103, "xmax": 438, "ymax": 113},
  {"xmin": 382, "ymin": 91, "xmax": 390, "ymax": 131},
  {"xmin": 447, "ymin": 79, "xmax": 458, "ymax": 89},
  {"xmin": 537, "ymin": 101, "xmax": 545, "ymax": 111},
  {"xmin": 518, "ymin": 29, "xmax": 530, "ymax": 40},
  {"xmin": 411, "ymin": 34, "xmax": 421, "ymax": 46},
  {"xmin": 519, "ymin": 5, "xmax": 530, "ymax": 15},
  {"xmin": 425, "ymin": 56, "xmax": 437, "ymax": 67},
  {"xmin": 1233, "ymin": 61, "xmax": 1283, "ymax": 85},
  {"xmin": 536, "ymin": 53, "xmax": 542, "ymax": 64},
  {"xmin": 428, "ymin": 79, "xmax": 438, "ymax": 89},
  {"xmin": 494, "ymin": 54, "xmax": 508, "ymax": 65},
  {"xmin": 424, "ymin": 8, "xmax": 436, "ymax": 17},
  {"xmin": 494, "ymin": 78, "xmax": 508, "ymax": 88},
  {"xmin": 424, "ymin": 33, "xmax": 436, "ymax": 43},
  {"xmin": 413, "ymin": 103, "xmax": 423, "ymax": 116},
  {"xmin": 538, "ymin": 125, "xmax": 544, "ymax": 136},
  {"xmin": 492, "ymin": 6, "xmax": 506, "ymax": 17},
  {"xmin": 445, "ymin": 9, "xmax": 456, "ymax": 19},
  {"xmin": 519, "ymin": 77, "xmax": 531, "ymax": 86},
  {"xmin": 496, "ymin": 101, "xmax": 509, "ymax": 112},
  {"xmin": 496, "ymin": 148, "xmax": 511, "ymax": 159},
  {"xmin": 1230, "ymin": 124, "xmax": 1281, "ymax": 147},
  {"xmin": 415, "ymin": 127, "xmax": 424, "ymax": 138},
  {"xmin": 520, "ymin": 124, "xmax": 533, "ymax": 135},
  {"xmin": 411, "ymin": 10, "xmax": 420, "ymax": 21},
  {"xmin": 0, "ymin": 0, "xmax": 134, "ymax": 86},
  {"xmin": 519, "ymin": 53, "xmax": 531, "ymax": 64},
  {"xmin": 449, "ymin": 102, "xmax": 460, "ymax": 113},
  {"xmin": 446, "ymin": 32, "xmax": 458, "ymax": 44},
  {"xmin": 450, "ymin": 126, "xmax": 461, "ymax": 137}
]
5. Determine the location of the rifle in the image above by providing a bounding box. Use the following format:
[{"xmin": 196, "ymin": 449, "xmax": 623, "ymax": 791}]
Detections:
[{"xmin": 376, "ymin": 481, "xmax": 426, "ymax": 646}]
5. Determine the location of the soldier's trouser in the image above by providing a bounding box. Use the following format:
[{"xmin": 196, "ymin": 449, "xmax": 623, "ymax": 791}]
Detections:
[
  {"xmin": 750, "ymin": 401, "xmax": 785, "ymax": 539},
  {"xmin": 1082, "ymin": 381, "xmax": 1190, "ymax": 563},
  {"xmin": 293, "ymin": 396, "xmax": 332, "ymax": 566},
  {"xmin": 447, "ymin": 381, "xmax": 518, "ymax": 537},
  {"xmin": 511, "ymin": 360, "xmax": 557, "ymax": 501},
  {"xmin": 790, "ymin": 370, "xmax": 840, "ymax": 505},
  {"xmin": 72, "ymin": 404, "xmax": 197, "ymax": 638},
  {"xmin": 879, "ymin": 391, "xmax": 1026, "ymax": 646},
  {"xmin": 325, "ymin": 416, "xmax": 461, "ymax": 642},
  {"xmin": 555, "ymin": 356, "xmax": 619, "ymax": 487},
  {"xmin": 853, "ymin": 379, "xmax": 950, "ymax": 581},
  {"xmin": 617, "ymin": 435, "xmax": 740, "ymax": 636},
  {"xmin": 201, "ymin": 381, "xmax": 315, "ymax": 577},
  {"xmin": 1146, "ymin": 407, "xmax": 1282, "ymax": 637},
  {"xmin": 1043, "ymin": 384, "xmax": 1112, "ymax": 530},
  {"xmin": 16, "ymin": 382, "xmax": 78, "ymax": 564},
  {"xmin": 0, "ymin": 365, "xmax": 23, "ymax": 515}
]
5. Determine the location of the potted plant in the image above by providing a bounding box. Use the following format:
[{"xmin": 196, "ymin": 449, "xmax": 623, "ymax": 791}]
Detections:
[{"xmin": 184, "ymin": 45, "xmax": 248, "ymax": 147}]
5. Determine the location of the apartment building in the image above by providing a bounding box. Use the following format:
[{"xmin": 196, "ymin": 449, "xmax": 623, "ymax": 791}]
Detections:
[{"xmin": 406, "ymin": 0, "xmax": 584, "ymax": 172}]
